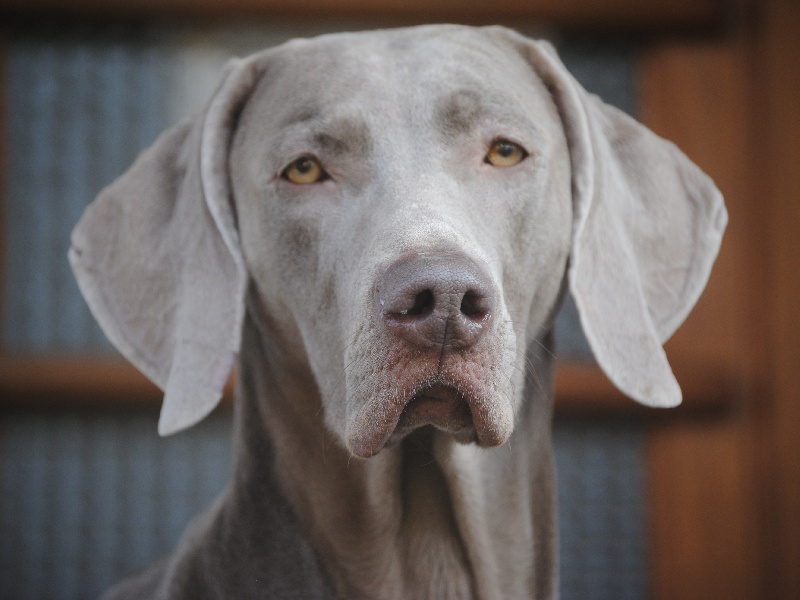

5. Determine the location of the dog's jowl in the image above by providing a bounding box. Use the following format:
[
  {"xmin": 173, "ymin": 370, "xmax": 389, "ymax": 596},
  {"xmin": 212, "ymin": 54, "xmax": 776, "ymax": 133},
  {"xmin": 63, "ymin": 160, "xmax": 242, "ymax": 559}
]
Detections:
[{"xmin": 70, "ymin": 25, "xmax": 726, "ymax": 600}]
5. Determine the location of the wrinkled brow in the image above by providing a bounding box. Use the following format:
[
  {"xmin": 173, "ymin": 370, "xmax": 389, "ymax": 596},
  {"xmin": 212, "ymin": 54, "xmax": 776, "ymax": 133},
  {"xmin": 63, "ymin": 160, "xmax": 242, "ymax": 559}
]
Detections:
[
  {"xmin": 313, "ymin": 117, "xmax": 372, "ymax": 158},
  {"xmin": 280, "ymin": 105, "xmax": 320, "ymax": 128},
  {"xmin": 282, "ymin": 107, "xmax": 372, "ymax": 158},
  {"xmin": 435, "ymin": 89, "xmax": 487, "ymax": 139}
]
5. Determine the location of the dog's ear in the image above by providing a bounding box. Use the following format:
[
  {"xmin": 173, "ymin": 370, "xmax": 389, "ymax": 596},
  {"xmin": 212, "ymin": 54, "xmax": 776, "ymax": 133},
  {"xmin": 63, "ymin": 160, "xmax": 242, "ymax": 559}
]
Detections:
[
  {"xmin": 500, "ymin": 29, "xmax": 727, "ymax": 407},
  {"xmin": 69, "ymin": 55, "xmax": 266, "ymax": 435}
]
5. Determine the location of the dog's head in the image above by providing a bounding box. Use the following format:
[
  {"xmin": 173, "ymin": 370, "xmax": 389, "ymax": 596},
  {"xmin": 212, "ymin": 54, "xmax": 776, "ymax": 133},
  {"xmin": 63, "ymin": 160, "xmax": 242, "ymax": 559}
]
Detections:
[{"xmin": 69, "ymin": 26, "xmax": 726, "ymax": 458}]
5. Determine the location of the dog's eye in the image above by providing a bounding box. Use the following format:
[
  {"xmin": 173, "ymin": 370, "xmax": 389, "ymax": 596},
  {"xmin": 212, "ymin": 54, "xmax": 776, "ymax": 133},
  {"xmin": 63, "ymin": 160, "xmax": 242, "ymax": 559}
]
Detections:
[
  {"xmin": 281, "ymin": 156, "xmax": 329, "ymax": 184},
  {"xmin": 484, "ymin": 139, "xmax": 528, "ymax": 167}
]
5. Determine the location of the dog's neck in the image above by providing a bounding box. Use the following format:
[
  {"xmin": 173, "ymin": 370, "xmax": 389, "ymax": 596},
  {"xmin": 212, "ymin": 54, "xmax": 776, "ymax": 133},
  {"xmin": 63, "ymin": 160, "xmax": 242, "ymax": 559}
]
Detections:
[{"xmin": 229, "ymin": 314, "xmax": 558, "ymax": 600}]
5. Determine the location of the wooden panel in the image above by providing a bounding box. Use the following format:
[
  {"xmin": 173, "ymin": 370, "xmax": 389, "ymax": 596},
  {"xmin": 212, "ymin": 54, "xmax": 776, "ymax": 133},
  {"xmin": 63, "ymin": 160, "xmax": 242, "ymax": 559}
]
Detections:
[
  {"xmin": 555, "ymin": 362, "xmax": 736, "ymax": 416},
  {"xmin": 642, "ymin": 2, "xmax": 800, "ymax": 598},
  {"xmin": 647, "ymin": 419, "xmax": 759, "ymax": 600},
  {"xmin": 0, "ymin": 35, "xmax": 6, "ymax": 327},
  {"xmin": 645, "ymin": 42, "xmax": 752, "ymax": 376},
  {"xmin": 756, "ymin": 0, "xmax": 800, "ymax": 595},
  {"xmin": 640, "ymin": 38, "xmax": 762, "ymax": 600},
  {"xmin": 0, "ymin": 0, "xmax": 727, "ymax": 30}
]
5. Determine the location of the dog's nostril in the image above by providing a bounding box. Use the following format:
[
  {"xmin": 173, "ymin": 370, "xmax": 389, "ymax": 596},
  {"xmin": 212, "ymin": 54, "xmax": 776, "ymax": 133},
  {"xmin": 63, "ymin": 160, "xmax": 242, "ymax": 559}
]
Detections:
[
  {"xmin": 460, "ymin": 291, "xmax": 489, "ymax": 320},
  {"xmin": 405, "ymin": 289, "xmax": 435, "ymax": 317}
]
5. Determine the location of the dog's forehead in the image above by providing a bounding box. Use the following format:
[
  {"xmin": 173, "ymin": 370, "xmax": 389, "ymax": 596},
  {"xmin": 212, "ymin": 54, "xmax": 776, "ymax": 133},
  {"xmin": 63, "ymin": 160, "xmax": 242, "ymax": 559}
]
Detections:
[
  {"xmin": 256, "ymin": 27, "xmax": 552, "ymax": 132},
  {"xmin": 276, "ymin": 26, "xmax": 511, "ymax": 76}
]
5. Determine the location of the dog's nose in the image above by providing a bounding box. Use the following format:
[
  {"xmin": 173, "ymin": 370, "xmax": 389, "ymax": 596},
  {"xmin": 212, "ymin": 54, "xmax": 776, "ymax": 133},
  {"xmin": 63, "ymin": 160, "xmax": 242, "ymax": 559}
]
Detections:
[{"xmin": 378, "ymin": 252, "xmax": 495, "ymax": 350}]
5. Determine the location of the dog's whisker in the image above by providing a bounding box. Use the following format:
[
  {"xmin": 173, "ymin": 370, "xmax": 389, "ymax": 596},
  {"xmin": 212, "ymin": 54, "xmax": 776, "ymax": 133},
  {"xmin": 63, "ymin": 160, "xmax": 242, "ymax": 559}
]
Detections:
[
  {"xmin": 328, "ymin": 355, "xmax": 362, "ymax": 401},
  {"xmin": 530, "ymin": 337, "xmax": 558, "ymax": 361}
]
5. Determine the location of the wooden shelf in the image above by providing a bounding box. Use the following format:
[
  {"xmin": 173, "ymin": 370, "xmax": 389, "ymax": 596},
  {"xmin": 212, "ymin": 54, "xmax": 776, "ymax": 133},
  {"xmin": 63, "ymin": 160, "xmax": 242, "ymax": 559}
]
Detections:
[
  {"xmin": 555, "ymin": 361, "xmax": 738, "ymax": 416},
  {"xmin": 0, "ymin": 355, "xmax": 163, "ymax": 404},
  {"xmin": 0, "ymin": 0, "xmax": 728, "ymax": 31},
  {"xmin": 0, "ymin": 354, "xmax": 738, "ymax": 417}
]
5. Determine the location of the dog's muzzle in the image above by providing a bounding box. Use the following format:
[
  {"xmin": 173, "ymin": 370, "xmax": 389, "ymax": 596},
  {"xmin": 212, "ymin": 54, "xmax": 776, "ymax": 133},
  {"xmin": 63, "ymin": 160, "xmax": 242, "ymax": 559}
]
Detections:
[{"xmin": 357, "ymin": 251, "xmax": 500, "ymax": 449}]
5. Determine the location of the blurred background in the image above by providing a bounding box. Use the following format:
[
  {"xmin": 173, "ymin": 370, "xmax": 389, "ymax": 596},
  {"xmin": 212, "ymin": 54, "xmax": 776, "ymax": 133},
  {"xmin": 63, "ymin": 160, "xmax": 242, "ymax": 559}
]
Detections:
[{"xmin": 0, "ymin": 1, "xmax": 796, "ymax": 599}]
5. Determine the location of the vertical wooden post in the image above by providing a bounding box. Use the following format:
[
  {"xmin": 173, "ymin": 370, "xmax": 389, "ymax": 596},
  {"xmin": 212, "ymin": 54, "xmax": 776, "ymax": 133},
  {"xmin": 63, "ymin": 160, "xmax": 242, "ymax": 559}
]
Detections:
[
  {"xmin": 0, "ymin": 32, "xmax": 7, "ymax": 340},
  {"xmin": 642, "ymin": 1, "xmax": 800, "ymax": 596},
  {"xmin": 756, "ymin": 0, "xmax": 800, "ymax": 596},
  {"xmin": 640, "ymin": 38, "xmax": 763, "ymax": 600}
]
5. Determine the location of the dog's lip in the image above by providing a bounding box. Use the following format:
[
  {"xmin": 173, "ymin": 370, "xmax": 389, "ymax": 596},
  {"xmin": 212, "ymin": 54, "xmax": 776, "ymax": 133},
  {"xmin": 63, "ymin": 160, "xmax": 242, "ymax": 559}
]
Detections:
[
  {"xmin": 392, "ymin": 384, "xmax": 475, "ymax": 440},
  {"xmin": 345, "ymin": 382, "xmax": 470, "ymax": 459},
  {"xmin": 346, "ymin": 377, "xmax": 513, "ymax": 459}
]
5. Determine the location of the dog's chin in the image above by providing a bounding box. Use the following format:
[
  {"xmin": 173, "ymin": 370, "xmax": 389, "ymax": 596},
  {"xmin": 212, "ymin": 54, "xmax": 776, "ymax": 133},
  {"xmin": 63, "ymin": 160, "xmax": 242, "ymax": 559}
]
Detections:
[{"xmin": 385, "ymin": 384, "xmax": 477, "ymax": 448}]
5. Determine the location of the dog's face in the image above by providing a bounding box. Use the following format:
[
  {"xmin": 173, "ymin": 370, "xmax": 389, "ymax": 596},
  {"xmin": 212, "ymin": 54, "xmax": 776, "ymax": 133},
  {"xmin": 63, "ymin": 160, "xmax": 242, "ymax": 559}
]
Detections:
[
  {"xmin": 230, "ymin": 30, "xmax": 572, "ymax": 457},
  {"xmin": 69, "ymin": 25, "xmax": 725, "ymax": 445}
]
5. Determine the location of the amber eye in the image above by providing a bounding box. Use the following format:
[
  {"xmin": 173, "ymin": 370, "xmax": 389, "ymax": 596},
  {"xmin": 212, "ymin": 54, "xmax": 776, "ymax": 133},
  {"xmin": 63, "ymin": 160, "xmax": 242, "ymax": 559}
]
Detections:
[
  {"xmin": 484, "ymin": 139, "xmax": 528, "ymax": 167},
  {"xmin": 281, "ymin": 156, "xmax": 328, "ymax": 184}
]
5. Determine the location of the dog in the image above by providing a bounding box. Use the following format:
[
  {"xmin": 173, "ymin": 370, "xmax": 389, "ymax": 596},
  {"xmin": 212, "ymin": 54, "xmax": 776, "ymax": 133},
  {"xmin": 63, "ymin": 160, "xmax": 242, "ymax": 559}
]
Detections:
[{"xmin": 69, "ymin": 24, "xmax": 726, "ymax": 600}]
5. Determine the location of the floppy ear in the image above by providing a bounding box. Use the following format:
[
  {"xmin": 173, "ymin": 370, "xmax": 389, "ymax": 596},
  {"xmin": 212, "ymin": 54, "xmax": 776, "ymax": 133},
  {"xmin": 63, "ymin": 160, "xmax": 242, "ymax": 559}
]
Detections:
[
  {"xmin": 502, "ymin": 30, "xmax": 727, "ymax": 407},
  {"xmin": 69, "ymin": 54, "xmax": 267, "ymax": 435}
]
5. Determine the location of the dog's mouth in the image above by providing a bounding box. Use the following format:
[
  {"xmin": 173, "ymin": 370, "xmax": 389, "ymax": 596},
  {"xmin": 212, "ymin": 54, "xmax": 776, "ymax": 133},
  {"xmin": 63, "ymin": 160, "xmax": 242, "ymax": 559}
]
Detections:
[
  {"xmin": 387, "ymin": 384, "xmax": 476, "ymax": 446},
  {"xmin": 344, "ymin": 305, "xmax": 518, "ymax": 459},
  {"xmin": 344, "ymin": 373, "xmax": 512, "ymax": 459}
]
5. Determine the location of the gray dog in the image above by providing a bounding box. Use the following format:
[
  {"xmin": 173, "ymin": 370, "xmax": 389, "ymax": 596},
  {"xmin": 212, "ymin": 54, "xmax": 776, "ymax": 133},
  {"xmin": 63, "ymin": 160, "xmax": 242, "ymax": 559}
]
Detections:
[{"xmin": 70, "ymin": 24, "xmax": 726, "ymax": 600}]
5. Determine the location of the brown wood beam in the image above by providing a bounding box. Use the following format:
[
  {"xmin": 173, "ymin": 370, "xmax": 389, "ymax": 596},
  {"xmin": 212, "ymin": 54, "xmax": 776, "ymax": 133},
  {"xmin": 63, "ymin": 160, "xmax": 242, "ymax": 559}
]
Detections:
[
  {"xmin": 0, "ymin": 355, "xmax": 738, "ymax": 417},
  {"xmin": 0, "ymin": 0, "xmax": 728, "ymax": 32},
  {"xmin": 555, "ymin": 361, "xmax": 738, "ymax": 416},
  {"xmin": 755, "ymin": 0, "xmax": 800, "ymax": 596},
  {"xmin": 0, "ymin": 356, "xmax": 163, "ymax": 404},
  {"xmin": 0, "ymin": 35, "xmax": 6, "ymax": 343}
]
